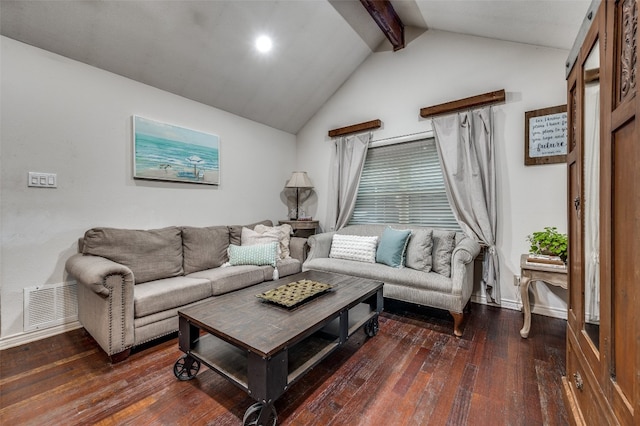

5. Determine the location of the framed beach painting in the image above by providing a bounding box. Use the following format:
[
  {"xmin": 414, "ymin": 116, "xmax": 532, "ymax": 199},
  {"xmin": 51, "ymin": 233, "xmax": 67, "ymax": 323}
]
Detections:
[{"xmin": 133, "ymin": 116, "xmax": 220, "ymax": 185}]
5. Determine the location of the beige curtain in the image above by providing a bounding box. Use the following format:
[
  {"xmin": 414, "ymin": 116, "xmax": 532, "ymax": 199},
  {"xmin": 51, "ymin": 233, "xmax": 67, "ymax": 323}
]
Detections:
[
  {"xmin": 326, "ymin": 133, "xmax": 371, "ymax": 231},
  {"xmin": 432, "ymin": 107, "xmax": 500, "ymax": 304}
]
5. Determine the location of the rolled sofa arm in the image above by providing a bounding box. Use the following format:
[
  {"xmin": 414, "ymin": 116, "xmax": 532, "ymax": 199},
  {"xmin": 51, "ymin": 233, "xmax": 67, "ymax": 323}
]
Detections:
[
  {"xmin": 66, "ymin": 253, "xmax": 133, "ymax": 296},
  {"xmin": 449, "ymin": 236, "xmax": 481, "ymax": 312},
  {"xmin": 65, "ymin": 253, "xmax": 135, "ymax": 357},
  {"xmin": 452, "ymin": 237, "xmax": 481, "ymax": 265},
  {"xmin": 303, "ymin": 231, "xmax": 336, "ymax": 269}
]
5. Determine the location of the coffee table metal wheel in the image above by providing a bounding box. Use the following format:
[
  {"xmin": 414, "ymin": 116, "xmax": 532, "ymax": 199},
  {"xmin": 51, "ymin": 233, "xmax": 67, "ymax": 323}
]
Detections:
[
  {"xmin": 242, "ymin": 402, "xmax": 277, "ymax": 426},
  {"xmin": 173, "ymin": 355, "xmax": 200, "ymax": 381},
  {"xmin": 364, "ymin": 316, "xmax": 379, "ymax": 337}
]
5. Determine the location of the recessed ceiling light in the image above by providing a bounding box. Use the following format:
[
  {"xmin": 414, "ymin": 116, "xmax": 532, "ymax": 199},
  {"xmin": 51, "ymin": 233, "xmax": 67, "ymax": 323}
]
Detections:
[{"xmin": 255, "ymin": 35, "xmax": 273, "ymax": 53}]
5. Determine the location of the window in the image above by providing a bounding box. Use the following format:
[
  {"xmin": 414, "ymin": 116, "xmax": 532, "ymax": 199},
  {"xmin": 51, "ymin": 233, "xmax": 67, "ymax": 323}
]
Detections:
[{"xmin": 349, "ymin": 136, "xmax": 460, "ymax": 229}]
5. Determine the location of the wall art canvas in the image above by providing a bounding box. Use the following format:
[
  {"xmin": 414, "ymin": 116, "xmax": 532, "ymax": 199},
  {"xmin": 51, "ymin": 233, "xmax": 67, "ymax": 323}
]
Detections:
[{"xmin": 133, "ymin": 116, "xmax": 220, "ymax": 185}]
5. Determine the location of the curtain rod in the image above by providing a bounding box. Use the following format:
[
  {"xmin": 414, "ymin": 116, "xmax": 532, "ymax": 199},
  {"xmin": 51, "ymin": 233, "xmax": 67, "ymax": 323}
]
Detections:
[
  {"xmin": 328, "ymin": 119, "xmax": 382, "ymax": 138},
  {"xmin": 420, "ymin": 89, "xmax": 505, "ymax": 118},
  {"xmin": 370, "ymin": 130, "xmax": 433, "ymax": 146}
]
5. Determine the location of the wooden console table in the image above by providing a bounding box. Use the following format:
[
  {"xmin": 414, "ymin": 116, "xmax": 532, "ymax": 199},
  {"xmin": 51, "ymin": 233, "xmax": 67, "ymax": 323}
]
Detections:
[
  {"xmin": 278, "ymin": 220, "xmax": 319, "ymax": 238},
  {"xmin": 519, "ymin": 254, "xmax": 567, "ymax": 338}
]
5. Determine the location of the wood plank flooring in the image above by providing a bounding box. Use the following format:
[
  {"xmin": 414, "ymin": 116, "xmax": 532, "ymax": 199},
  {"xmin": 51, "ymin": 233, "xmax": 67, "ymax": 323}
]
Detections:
[{"xmin": 0, "ymin": 301, "xmax": 568, "ymax": 425}]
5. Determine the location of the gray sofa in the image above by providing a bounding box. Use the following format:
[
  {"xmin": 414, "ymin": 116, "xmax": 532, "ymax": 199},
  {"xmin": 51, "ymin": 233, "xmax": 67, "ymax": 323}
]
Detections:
[
  {"xmin": 302, "ymin": 224, "xmax": 480, "ymax": 336},
  {"xmin": 65, "ymin": 220, "xmax": 306, "ymax": 362}
]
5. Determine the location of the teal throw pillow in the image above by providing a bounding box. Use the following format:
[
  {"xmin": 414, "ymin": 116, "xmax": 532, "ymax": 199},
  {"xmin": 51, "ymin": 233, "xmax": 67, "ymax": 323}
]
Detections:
[
  {"xmin": 228, "ymin": 242, "xmax": 278, "ymax": 267},
  {"xmin": 376, "ymin": 227, "xmax": 412, "ymax": 268}
]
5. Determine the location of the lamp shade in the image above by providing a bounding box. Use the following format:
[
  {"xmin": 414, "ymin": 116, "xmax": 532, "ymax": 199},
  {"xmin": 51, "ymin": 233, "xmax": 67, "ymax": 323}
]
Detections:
[{"xmin": 285, "ymin": 171, "xmax": 313, "ymax": 189}]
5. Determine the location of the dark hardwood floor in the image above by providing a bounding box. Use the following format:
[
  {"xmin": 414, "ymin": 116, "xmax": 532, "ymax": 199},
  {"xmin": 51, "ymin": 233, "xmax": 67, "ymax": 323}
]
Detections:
[{"xmin": 0, "ymin": 302, "xmax": 568, "ymax": 425}]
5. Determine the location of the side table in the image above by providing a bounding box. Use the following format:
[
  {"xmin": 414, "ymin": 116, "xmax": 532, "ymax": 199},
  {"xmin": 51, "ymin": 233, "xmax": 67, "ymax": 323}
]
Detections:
[
  {"xmin": 519, "ymin": 254, "xmax": 567, "ymax": 338},
  {"xmin": 278, "ymin": 220, "xmax": 319, "ymax": 238}
]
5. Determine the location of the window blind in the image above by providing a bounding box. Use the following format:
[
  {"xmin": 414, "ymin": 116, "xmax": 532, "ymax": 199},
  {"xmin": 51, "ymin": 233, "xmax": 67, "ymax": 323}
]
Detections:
[{"xmin": 349, "ymin": 138, "xmax": 460, "ymax": 230}]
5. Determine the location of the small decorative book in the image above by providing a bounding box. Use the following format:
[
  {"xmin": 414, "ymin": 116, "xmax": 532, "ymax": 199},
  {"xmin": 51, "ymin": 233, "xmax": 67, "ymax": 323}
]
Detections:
[
  {"xmin": 256, "ymin": 279, "xmax": 333, "ymax": 308},
  {"xmin": 526, "ymin": 254, "xmax": 565, "ymax": 266}
]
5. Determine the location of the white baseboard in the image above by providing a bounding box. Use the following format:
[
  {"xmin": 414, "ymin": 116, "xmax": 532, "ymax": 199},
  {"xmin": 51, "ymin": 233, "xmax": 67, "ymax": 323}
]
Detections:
[
  {"xmin": 528, "ymin": 302, "xmax": 567, "ymax": 320},
  {"xmin": 0, "ymin": 321, "xmax": 82, "ymax": 351},
  {"xmin": 0, "ymin": 295, "xmax": 567, "ymax": 351},
  {"xmin": 471, "ymin": 295, "xmax": 567, "ymax": 320}
]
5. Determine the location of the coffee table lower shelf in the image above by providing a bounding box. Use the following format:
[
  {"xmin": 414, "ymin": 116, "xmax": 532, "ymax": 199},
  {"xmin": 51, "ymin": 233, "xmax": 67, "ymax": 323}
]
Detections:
[{"xmin": 174, "ymin": 300, "xmax": 381, "ymax": 426}]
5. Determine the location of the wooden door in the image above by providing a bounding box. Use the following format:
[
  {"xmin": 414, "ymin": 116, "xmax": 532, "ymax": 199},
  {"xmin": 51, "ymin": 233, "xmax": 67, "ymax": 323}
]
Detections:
[{"xmin": 602, "ymin": 0, "xmax": 638, "ymax": 424}]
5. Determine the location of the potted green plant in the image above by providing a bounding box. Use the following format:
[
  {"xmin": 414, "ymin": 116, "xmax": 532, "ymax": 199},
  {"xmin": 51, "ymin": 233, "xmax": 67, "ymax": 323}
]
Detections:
[{"xmin": 527, "ymin": 226, "xmax": 568, "ymax": 262}]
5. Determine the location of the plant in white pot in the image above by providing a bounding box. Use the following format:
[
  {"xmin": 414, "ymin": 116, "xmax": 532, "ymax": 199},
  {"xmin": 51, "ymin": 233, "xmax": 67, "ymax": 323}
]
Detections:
[{"xmin": 527, "ymin": 226, "xmax": 568, "ymax": 263}]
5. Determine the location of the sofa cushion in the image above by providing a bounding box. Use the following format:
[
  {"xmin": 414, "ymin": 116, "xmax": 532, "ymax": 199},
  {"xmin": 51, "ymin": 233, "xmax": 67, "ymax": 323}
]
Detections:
[
  {"xmin": 181, "ymin": 226, "xmax": 230, "ymax": 274},
  {"xmin": 133, "ymin": 276, "xmax": 212, "ymax": 317},
  {"xmin": 228, "ymin": 242, "xmax": 278, "ymax": 266},
  {"xmin": 329, "ymin": 234, "xmax": 378, "ymax": 263},
  {"xmin": 432, "ymin": 230, "xmax": 456, "ymax": 277},
  {"xmin": 187, "ymin": 265, "xmax": 266, "ymax": 296},
  {"xmin": 376, "ymin": 227, "xmax": 412, "ymax": 268},
  {"xmin": 405, "ymin": 229, "xmax": 434, "ymax": 272},
  {"xmin": 254, "ymin": 223, "xmax": 293, "ymax": 259},
  {"xmin": 229, "ymin": 220, "xmax": 273, "ymax": 246},
  {"xmin": 304, "ymin": 258, "xmax": 452, "ymax": 293},
  {"xmin": 82, "ymin": 226, "xmax": 183, "ymax": 284},
  {"xmin": 259, "ymin": 258, "xmax": 302, "ymax": 281}
]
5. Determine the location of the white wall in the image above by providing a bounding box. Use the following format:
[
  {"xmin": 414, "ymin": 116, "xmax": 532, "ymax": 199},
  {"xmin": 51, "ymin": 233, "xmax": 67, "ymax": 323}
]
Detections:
[
  {"xmin": 296, "ymin": 30, "xmax": 569, "ymax": 316},
  {"xmin": 0, "ymin": 37, "xmax": 296, "ymax": 339}
]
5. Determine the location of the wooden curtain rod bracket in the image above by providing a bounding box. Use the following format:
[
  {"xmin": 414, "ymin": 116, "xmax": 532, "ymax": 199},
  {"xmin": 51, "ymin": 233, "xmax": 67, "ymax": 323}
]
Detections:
[
  {"xmin": 328, "ymin": 119, "xmax": 382, "ymax": 138},
  {"xmin": 420, "ymin": 89, "xmax": 506, "ymax": 118}
]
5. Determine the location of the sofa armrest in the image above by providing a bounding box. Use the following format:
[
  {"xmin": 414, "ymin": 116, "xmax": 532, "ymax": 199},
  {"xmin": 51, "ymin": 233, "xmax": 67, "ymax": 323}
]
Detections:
[
  {"xmin": 65, "ymin": 253, "xmax": 135, "ymax": 357},
  {"xmin": 449, "ymin": 237, "xmax": 481, "ymax": 310},
  {"xmin": 66, "ymin": 253, "xmax": 134, "ymax": 296},
  {"xmin": 303, "ymin": 231, "xmax": 336, "ymax": 265},
  {"xmin": 289, "ymin": 237, "xmax": 308, "ymax": 263},
  {"xmin": 452, "ymin": 237, "xmax": 481, "ymax": 265}
]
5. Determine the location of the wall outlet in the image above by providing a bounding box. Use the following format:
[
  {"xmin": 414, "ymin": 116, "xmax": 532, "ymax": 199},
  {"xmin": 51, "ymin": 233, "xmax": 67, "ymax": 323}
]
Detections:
[{"xmin": 514, "ymin": 275, "xmax": 521, "ymax": 286}]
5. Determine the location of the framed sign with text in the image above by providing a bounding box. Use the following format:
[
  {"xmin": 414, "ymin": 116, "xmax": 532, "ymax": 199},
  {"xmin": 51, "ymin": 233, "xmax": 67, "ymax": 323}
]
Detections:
[{"xmin": 524, "ymin": 105, "xmax": 567, "ymax": 165}]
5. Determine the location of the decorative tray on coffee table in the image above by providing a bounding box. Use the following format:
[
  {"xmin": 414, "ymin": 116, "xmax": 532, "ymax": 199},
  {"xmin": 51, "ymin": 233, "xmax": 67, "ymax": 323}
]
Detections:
[{"xmin": 256, "ymin": 279, "xmax": 333, "ymax": 309}]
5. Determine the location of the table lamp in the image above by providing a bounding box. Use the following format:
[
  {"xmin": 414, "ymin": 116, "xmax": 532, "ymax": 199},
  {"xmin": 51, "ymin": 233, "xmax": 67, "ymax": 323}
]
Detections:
[{"xmin": 285, "ymin": 171, "xmax": 313, "ymax": 220}]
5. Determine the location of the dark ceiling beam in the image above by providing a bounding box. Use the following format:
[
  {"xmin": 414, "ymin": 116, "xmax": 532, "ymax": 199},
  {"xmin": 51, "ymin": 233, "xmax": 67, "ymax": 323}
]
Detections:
[{"xmin": 359, "ymin": 0, "xmax": 405, "ymax": 51}]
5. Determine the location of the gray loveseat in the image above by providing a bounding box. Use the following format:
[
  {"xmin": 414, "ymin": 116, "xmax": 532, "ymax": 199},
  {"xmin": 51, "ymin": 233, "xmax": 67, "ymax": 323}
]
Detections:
[
  {"xmin": 302, "ymin": 224, "xmax": 480, "ymax": 336},
  {"xmin": 65, "ymin": 220, "xmax": 306, "ymax": 362}
]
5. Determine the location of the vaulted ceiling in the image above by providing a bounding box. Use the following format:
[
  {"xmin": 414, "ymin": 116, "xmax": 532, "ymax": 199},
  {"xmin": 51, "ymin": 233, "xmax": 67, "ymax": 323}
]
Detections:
[{"xmin": 1, "ymin": 1, "xmax": 591, "ymax": 134}]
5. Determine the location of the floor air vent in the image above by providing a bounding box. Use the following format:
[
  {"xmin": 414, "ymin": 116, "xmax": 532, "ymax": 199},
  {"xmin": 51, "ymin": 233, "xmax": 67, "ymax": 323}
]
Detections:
[{"xmin": 24, "ymin": 282, "xmax": 78, "ymax": 332}]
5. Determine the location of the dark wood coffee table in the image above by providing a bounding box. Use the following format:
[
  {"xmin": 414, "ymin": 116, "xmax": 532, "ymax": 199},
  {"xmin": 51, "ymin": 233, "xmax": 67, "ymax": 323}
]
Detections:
[{"xmin": 173, "ymin": 270, "xmax": 383, "ymax": 425}]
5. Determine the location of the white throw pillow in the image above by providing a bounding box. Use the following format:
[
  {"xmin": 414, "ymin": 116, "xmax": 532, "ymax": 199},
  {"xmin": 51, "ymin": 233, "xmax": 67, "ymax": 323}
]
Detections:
[
  {"xmin": 241, "ymin": 227, "xmax": 281, "ymax": 257},
  {"xmin": 254, "ymin": 224, "xmax": 293, "ymax": 259},
  {"xmin": 329, "ymin": 234, "xmax": 378, "ymax": 263}
]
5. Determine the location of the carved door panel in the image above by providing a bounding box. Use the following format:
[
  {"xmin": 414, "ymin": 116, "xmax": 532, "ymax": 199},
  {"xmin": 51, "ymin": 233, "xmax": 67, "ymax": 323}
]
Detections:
[{"xmin": 567, "ymin": 67, "xmax": 582, "ymax": 333}]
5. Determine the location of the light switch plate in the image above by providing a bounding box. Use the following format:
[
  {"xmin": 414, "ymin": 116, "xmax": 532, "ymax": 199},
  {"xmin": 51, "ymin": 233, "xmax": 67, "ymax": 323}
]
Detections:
[{"xmin": 28, "ymin": 172, "xmax": 57, "ymax": 188}]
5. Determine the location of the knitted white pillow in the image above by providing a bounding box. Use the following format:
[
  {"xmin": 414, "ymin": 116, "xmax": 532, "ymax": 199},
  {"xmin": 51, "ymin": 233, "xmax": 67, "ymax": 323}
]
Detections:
[{"xmin": 329, "ymin": 234, "xmax": 378, "ymax": 263}]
